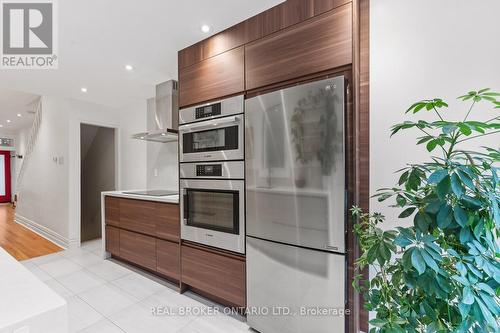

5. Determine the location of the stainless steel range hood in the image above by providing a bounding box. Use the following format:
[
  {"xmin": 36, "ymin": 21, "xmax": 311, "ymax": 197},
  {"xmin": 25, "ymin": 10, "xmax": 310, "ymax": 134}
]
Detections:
[{"xmin": 132, "ymin": 80, "xmax": 178, "ymax": 143}]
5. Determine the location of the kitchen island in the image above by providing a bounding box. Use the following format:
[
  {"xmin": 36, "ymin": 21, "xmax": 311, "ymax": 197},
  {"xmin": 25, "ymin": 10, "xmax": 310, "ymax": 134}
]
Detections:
[{"xmin": 100, "ymin": 191, "xmax": 180, "ymax": 283}]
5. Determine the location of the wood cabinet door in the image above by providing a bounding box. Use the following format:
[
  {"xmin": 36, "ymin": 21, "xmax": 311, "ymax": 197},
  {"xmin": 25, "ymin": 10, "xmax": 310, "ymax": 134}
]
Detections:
[
  {"xmin": 245, "ymin": 3, "xmax": 352, "ymax": 90},
  {"xmin": 179, "ymin": 46, "xmax": 245, "ymax": 107},
  {"xmin": 119, "ymin": 229, "xmax": 156, "ymax": 271},
  {"xmin": 157, "ymin": 239, "xmax": 180, "ymax": 281},
  {"xmin": 105, "ymin": 196, "xmax": 120, "ymax": 227},
  {"xmin": 313, "ymin": 0, "xmax": 351, "ymax": 16},
  {"xmin": 181, "ymin": 244, "xmax": 246, "ymax": 307},
  {"xmin": 178, "ymin": 42, "xmax": 203, "ymax": 70},
  {"xmin": 119, "ymin": 199, "xmax": 156, "ymax": 236},
  {"xmin": 105, "ymin": 225, "xmax": 120, "ymax": 256},
  {"xmin": 155, "ymin": 203, "xmax": 180, "ymax": 242}
]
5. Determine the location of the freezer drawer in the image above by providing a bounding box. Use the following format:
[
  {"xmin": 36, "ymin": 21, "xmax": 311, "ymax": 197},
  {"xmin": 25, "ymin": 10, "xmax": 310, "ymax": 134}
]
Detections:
[{"xmin": 247, "ymin": 237, "xmax": 346, "ymax": 333}]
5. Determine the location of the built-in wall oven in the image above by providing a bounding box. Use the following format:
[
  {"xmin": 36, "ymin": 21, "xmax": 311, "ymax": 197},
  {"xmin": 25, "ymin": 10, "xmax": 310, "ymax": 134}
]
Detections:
[
  {"xmin": 179, "ymin": 95, "xmax": 245, "ymax": 254},
  {"xmin": 180, "ymin": 162, "xmax": 245, "ymax": 253},
  {"xmin": 179, "ymin": 95, "xmax": 244, "ymax": 163}
]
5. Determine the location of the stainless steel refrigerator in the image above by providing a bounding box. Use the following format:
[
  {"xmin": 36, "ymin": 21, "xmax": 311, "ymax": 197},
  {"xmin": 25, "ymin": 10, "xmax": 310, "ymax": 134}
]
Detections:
[{"xmin": 245, "ymin": 76, "xmax": 346, "ymax": 333}]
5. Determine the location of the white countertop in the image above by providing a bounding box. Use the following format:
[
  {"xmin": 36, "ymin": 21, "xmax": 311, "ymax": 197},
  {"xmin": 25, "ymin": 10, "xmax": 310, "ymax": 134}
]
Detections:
[
  {"xmin": 0, "ymin": 247, "xmax": 68, "ymax": 332},
  {"xmin": 102, "ymin": 190, "xmax": 179, "ymax": 204}
]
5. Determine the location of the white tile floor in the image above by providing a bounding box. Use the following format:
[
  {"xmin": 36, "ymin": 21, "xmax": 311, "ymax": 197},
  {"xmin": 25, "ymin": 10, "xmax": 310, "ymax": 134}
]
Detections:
[{"xmin": 20, "ymin": 239, "xmax": 251, "ymax": 333}]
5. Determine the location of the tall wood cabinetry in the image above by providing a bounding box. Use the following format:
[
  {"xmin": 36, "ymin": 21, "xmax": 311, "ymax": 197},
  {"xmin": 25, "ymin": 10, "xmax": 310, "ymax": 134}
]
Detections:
[{"xmin": 177, "ymin": 0, "xmax": 369, "ymax": 330}]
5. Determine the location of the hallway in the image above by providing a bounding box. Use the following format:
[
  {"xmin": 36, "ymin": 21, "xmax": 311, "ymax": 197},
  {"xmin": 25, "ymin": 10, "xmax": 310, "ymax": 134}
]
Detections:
[{"xmin": 0, "ymin": 204, "xmax": 62, "ymax": 260}]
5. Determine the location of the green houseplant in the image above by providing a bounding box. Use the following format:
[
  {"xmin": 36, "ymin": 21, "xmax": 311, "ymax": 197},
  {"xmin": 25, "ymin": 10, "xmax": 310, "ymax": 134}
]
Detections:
[{"xmin": 352, "ymin": 89, "xmax": 500, "ymax": 332}]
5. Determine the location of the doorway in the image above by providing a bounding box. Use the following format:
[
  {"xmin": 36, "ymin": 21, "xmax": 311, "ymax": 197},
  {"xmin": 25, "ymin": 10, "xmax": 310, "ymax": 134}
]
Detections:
[
  {"xmin": 0, "ymin": 151, "xmax": 11, "ymax": 203},
  {"xmin": 80, "ymin": 124, "xmax": 116, "ymax": 242}
]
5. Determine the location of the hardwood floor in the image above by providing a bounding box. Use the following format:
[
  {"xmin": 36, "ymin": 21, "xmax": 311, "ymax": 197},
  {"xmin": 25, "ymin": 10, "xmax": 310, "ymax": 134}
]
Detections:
[{"xmin": 0, "ymin": 204, "xmax": 62, "ymax": 260}]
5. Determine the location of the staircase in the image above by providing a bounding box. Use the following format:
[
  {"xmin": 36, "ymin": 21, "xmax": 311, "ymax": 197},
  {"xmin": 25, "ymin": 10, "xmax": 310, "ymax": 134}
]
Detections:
[{"xmin": 16, "ymin": 98, "xmax": 42, "ymax": 193}]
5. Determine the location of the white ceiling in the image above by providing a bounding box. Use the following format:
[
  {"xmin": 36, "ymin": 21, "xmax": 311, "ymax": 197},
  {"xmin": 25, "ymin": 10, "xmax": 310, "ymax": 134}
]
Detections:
[
  {"xmin": 0, "ymin": 90, "xmax": 38, "ymax": 133},
  {"xmin": 0, "ymin": 0, "xmax": 283, "ymax": 110}
]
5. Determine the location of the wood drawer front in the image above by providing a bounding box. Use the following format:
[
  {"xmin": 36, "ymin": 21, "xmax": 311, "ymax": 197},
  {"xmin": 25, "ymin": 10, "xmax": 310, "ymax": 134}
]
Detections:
[
  {"xmin": 155, "ymin": 203, "xmax": 180, "ymax": 242},
  {"xmin": 105, "ymin": 196, "xmax": 120, "ymax": 227},
  {"xmin": 181, "ymin": 244, "xmax": 246, "ymax": 307},
  {"xmin": 105, "ymin": 226, "xmax": 120, "ymax": 256},
  {"xmin": 179, "ymin": 46, "xmax": 245, "ymax": 107},
  {"xmin": 119, "ymin": 229, "xmax": 156, "ymax": 271},
  {"xmin": 119, "ymin": 199, "xmax": 156, "ymax": 236},
  {"xmin": 245, "ymin": 3, "xmax": 352, "ymax": 90},
  {"xmin": 157, "ymin": 239, "xmax": 180, "ymax": 281}
]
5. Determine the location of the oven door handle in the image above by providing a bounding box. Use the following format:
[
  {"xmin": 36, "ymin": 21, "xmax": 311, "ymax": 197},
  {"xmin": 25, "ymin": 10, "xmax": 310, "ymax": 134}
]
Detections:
[
  {"xmin": 183, "ymin": 191, "xmax": 189, "ymax": 225},
  {"xmin": 179, "ymin": 116, "xmax": 241, "ymax": 132}
]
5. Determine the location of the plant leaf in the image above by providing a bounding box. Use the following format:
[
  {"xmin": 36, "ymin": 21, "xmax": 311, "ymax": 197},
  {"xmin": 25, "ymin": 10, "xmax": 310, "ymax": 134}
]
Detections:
[
  {"xmin": 399, "ymin": 207, "xmax": 416, "ymax": 218},
  {"xmin": 436, "ymin": 176, "xmax": 451, "ymax": 199},
  {"xmin": 458, "ymin": 123, "xmax": 472, "ymax": 136},
  {"xmin": 369, "ymin": 318, "xmax": 387, "ymax": 328},
  {"xmin": 411, "ymin": 248, "xmax": 426, "ymax": 275},
  {"xmin": 450, "ymin": 173, "xmax": 465, "ymax": 197},
  {"xmin": 463, "ymin": 287, "xmax": 474, "ymax": 305},
  {"xmin": 426, "ymin": 139, "xmax": 438, "ymax": 152},
  {"xmin": 414, "ymin": 212, "xmax": 432, "ymax": 233},
  {"xmin": 420, "ymin": 249, "xmax": 439, "ymax": 272},
  {"xmin": 457, "ymin": 170, "xmax": 475, "ymax": 190},
  {"xmin": 437, "ymin": 205, "xmax": 453, "ymax": 229},
  {"xmin": 453, "ymin": 206, "xmax": 468, "ymax": 227},
  {"xmin": 475, "ymin": 296, "xmax": 498, "ymax": 329},
  {"xmin": 428, "ymin": 169, "xmax": 448, "ymax": 184}
]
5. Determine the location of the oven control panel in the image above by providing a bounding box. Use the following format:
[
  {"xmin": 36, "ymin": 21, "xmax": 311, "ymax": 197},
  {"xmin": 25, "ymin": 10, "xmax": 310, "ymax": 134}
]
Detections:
[
  {"xmin": 195, "ymin": 103, "xmax": 221, "ymax": 120},
  {"xmin": 196, "ymin": 164, "xmax": 222, "ymax": 177}
]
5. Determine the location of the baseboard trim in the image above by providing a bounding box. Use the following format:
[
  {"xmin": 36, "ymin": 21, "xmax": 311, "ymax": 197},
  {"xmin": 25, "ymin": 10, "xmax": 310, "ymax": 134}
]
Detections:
[{"xmin": 15, "ymin": 214, "xmax": 69, "ymax": 249}]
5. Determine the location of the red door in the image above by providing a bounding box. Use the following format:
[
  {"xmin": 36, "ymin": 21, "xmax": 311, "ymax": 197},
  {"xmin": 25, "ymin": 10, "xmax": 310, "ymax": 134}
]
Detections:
[{"xmin": 0, "ymin": 151, "xmax": 11, "ymax": 203}]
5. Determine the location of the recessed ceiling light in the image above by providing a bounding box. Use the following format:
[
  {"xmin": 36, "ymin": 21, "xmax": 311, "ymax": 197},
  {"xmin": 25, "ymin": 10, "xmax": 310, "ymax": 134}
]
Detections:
[
  {"xmin": 125, "ymin": 64, "xmax": 134, "ymax": 71},
  {"xmin": 17, "ymin": 113, "xmax": 22, "ymax": 117},
  {"xmin": 81, "ymin": 87, "xmax": 88, "ymax": 93},
  {"xmin": 0, "ymin": 125, "xmax": 3, "ymax": 128},
  {"xmin": 201, "ymin": 25, "xmax": 211, "ymax": 33},
  {"xmin": 6, "ymin": 120, "xmax": 11, "ymax": 123}
]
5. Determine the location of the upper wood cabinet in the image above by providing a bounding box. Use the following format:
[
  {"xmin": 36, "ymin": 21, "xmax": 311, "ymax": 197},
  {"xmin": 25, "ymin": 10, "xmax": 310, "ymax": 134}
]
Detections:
[
  {"xmin": 179, "ymin": 46, "xmax": 245, "ymax": 107},
  {"xmin": 178, "ymin": 42, "xmax": 203, "ymax": 70},
  {"xmin": 245, "ymin": 3, "xmax": 352, "ymax": 90},
  {"xmin": 201, "ymin": 23, "xmax": 246, "ymax": 60},
  {"xmin": 281, "ymin": 0, "xmax": 314, "ymax": 28},
  {"xmin": 177, "ymin": 0, "xmax": 352, "ymax": 71},
  {"xmin": 313, "ymin": 0, "xmax": 351, "ymax": 16}
]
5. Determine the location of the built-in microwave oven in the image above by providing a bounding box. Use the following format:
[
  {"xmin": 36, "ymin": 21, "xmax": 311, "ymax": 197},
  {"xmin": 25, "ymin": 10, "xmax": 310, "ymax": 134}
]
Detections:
[
  {"xmin": 179, "ymin": 95, "xmax": 244, "ymax": 163},
  {"xmin": 180, "ymin": 161, "xmax": 245, "ymax": 254}
]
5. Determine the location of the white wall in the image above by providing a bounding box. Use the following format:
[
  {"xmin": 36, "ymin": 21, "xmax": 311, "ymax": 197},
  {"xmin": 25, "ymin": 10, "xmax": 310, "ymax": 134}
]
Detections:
[
  {"xmin": 16, "ymin": 96, "xmax": 150, "ymax": 247},
  {"xmin": 16, "ymin": 97, "xmax": 71, "ymax": 243},
  {"xmin": 371, "ymin": 0, "xmax": 500, "ymax": 229},
  {"xmin": 119, "ymin": 101, "xmax": 148, "ymax": 190}
]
